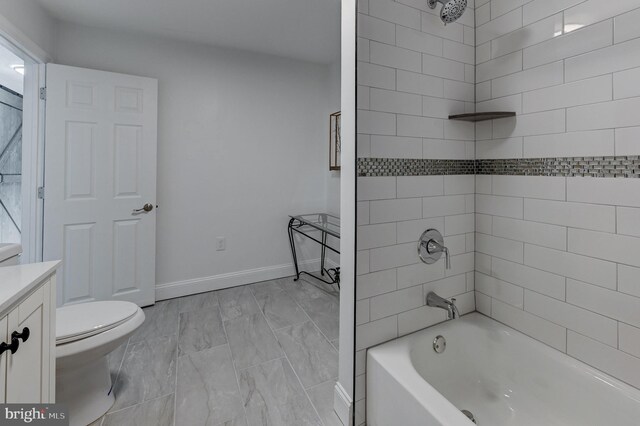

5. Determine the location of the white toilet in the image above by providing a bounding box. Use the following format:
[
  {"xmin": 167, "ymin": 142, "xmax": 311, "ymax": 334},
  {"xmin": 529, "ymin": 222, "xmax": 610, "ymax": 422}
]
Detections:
[{"xmin": 56, "ymin": 301, "xmax": 145, "ymax": 426}]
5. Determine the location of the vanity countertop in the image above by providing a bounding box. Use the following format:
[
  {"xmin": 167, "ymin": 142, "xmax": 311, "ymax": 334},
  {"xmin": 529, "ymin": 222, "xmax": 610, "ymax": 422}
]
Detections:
[{"xmin": 0, "ymin": 261, "xmax": 60, "ymax": 315}]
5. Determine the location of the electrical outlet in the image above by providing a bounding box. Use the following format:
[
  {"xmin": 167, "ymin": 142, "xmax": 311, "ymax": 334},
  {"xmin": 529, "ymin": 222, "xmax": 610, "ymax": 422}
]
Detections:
[{"xmin": 216, "ymin": 237, "xmax": 226, "ymax": 251}]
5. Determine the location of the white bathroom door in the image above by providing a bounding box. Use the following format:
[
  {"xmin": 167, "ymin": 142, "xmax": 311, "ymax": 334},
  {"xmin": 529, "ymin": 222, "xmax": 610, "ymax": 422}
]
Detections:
[{"xmin": 43, "ymin": 64, "xmax": 158, "ymax": 307}]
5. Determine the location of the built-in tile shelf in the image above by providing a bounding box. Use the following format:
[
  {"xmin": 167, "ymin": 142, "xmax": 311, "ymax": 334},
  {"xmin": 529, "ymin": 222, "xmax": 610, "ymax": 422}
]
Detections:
[{"xmin": 449, "ymin": 112, "xmax": 516, "ymax": 122}]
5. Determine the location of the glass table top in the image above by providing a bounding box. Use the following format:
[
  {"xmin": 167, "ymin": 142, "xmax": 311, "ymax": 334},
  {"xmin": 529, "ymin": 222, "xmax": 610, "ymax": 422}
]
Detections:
[{"xmin": 289, "ymin": 213, "xmax": 340, "ymax": 238}]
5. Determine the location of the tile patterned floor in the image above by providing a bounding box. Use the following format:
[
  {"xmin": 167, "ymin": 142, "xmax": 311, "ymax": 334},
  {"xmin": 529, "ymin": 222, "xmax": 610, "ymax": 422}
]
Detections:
[{"xmin": 90, "ymin": 276, "xmax": 341, "ymax": 426}]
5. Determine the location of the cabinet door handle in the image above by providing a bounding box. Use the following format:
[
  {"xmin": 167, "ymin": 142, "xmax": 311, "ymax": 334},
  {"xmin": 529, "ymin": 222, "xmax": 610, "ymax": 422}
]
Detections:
[
  {"xmin": 12, "ymin": 327, "xmax": 29, "ymax": 343},
  {"xmin": 0, "ymin": 338, "xmax": 19, "ymax": 355}
]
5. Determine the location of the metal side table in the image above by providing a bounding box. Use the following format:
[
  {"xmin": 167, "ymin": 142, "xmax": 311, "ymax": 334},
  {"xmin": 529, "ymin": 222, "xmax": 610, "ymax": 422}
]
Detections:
[{"xmin": 287, "ymin": 213, "xmax": 340, "ymax": 287}]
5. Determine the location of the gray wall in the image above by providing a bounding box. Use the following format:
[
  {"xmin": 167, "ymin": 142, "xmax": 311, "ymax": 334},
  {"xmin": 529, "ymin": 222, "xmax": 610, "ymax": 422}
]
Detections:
[{"xmin": 54, "ymin": 23, "xmax": 339, "ymax": 296}]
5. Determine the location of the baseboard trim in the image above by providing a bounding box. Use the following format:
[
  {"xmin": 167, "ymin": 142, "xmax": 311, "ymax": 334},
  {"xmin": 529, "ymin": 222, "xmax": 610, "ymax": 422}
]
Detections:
[
  {"xmin": 334, "ymin": 381, "xmax": 353, "ymax": 426},
  {"xmin": 155, "ymin": 259, "xmax": 322, "ymax": 301}
]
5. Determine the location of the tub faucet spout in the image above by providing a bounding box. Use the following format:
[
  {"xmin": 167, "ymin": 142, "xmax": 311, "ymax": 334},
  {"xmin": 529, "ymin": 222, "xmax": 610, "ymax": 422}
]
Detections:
[{"xmin": 426, "ymin": 292, "xmax": 459, "ymax": 320}]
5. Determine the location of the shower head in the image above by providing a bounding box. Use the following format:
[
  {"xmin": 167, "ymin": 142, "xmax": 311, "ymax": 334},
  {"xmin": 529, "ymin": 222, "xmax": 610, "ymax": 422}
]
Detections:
[{"xmin": 428, "ymin": 0, "xmax": 467, "ymax": 25}]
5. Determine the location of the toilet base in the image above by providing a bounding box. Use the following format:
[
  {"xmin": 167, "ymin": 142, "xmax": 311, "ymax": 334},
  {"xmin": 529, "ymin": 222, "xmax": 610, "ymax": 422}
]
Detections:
[{"xmin": 57, "ymin": 355, "xmax": 115, "ymax": 426}]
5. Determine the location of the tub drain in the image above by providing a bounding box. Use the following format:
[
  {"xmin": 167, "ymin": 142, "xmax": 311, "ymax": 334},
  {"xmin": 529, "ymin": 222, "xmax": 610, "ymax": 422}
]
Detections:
[
  {"xmin": 433, "ymin": 335, "xmax": 446, "ymax": 353},
  {"xmin": 461, "ymin": 409, "xmax": 476, "ymax": 424}
]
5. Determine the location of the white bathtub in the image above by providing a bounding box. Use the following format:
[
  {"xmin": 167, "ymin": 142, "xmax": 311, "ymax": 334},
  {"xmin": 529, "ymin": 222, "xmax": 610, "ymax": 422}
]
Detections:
[{"xmin": 367, "ymin": 313, "xmax": 640, "ymax": 425}]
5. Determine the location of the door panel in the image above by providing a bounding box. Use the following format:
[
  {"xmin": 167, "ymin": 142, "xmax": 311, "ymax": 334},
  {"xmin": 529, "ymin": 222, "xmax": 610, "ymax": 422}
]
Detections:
[
  {"xmin": 114, "ymin": 125, "xmax": 142, "ymax": 198},
  {"xmin": 112, "ymin": 219, "xmax": 141, "ymax": 296},
  {"xmin": 64, "ymin": 121, "xmax": 96, "ymax": 199},
  {"xmin": 62, "ymin": 222, "xmax": 95, "ymax": 303},
  {"xmin": 44, "ymin": 64, "xmax": 158, "ymax": 307}
]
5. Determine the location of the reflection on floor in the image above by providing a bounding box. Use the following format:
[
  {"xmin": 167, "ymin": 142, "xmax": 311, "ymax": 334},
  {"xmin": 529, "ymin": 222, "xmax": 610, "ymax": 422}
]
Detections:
[{"xmin": 89, "ymin": 276, "xmax": 341, "ymax": 426}]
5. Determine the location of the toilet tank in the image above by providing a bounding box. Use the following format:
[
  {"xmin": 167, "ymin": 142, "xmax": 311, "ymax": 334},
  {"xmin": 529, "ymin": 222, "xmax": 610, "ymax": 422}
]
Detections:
[{"xmin": 0, "ymin": 244, "xmax": 22, "ymax": 266}]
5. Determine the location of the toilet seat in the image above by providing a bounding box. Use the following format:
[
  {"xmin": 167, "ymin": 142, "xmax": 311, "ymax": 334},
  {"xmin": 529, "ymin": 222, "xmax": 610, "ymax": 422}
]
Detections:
[
  {"xmin": 55, "ymin": 301, "xmax": 145, "ymax": 426},
  {"xmin": 57, "ymin": 301, "xmax": 139, "ymax": 344}
]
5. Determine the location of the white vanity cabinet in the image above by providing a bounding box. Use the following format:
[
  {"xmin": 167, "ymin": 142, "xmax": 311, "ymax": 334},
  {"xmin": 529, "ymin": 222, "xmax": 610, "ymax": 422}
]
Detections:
[{"xmin": 0, "ymin": 262, "xmax": 58, "ymax": 403}]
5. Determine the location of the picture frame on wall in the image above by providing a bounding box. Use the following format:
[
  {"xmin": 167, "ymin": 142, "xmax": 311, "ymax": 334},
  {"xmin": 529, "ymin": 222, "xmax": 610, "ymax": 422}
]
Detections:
[{"xmin": 330, "ymin": 111, "xmax": 341, "ymax": 171}]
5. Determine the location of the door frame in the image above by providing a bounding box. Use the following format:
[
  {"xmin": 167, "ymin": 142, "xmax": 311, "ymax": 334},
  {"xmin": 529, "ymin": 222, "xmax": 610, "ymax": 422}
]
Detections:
[{"xmin": 0, "ymin": 16, "xmax": 48, "ymax": 263}]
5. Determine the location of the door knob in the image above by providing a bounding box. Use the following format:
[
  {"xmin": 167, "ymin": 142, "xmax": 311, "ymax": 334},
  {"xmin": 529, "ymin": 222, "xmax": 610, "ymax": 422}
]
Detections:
[{"xmin": 132, "ymin": 203, "xmax": 154, "ymax": 214}]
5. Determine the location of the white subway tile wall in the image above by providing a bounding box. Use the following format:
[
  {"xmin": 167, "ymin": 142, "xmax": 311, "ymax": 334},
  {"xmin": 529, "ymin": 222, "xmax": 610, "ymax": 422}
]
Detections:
[
  {"xmin": 474, "ymin": 0, "xmax": 640, "ymax": 395},
  {"xmin": 358, "ymin": 0, "xmax": 640, "ymax": 421},
  {"xmin": 356, "ymin": 0, "xmax": 476, "ymax": 422}
]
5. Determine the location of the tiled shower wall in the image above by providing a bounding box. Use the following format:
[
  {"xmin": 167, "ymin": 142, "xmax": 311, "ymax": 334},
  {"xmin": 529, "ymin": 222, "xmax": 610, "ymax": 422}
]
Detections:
[
  {"xmin": 357, "ymin": 0, "xmax": 640, "ymax": 423},
  {"xmin": 355, "ymin": 0, "xmax": 476, "ymax": 423},
  {"xmin": 475, "ymin": 0, "xmax": 640, "ymax": 392}
]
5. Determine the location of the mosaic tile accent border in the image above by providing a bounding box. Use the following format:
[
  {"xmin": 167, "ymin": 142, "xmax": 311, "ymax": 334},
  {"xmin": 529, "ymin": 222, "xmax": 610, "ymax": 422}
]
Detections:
[
  {"xmin": 357, "ymin": 158, "xmax": 475, "ymax": 176},
  {"xmin": 357, "ymin": 156, "xmax": 640, "ymax": 178},
  {"xmin": 477, "ymin": 157, "xmax": 640, "ymax": 177}
]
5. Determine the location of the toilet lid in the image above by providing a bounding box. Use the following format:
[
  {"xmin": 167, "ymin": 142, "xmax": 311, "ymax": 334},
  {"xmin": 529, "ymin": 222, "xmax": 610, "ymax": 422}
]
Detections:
[{"xmin": 56, "ymin": 301, "xmax": 139, "ymax": 344}]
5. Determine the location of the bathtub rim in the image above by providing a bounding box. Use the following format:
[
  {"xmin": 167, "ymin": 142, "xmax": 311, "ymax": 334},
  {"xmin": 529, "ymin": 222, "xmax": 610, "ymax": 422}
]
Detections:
[
  {"xmin": 367, "ymin": 315, "xmax": 478, "ymax": 425},
  {"xmin": 367, "ymin": 312, "xmax": 640, "ymax": 425}
]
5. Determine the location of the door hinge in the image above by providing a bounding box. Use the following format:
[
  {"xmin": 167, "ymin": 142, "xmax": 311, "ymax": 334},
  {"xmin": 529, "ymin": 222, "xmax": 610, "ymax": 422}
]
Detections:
[
  {"xmin": 39, "ymin": 87, "xmax": 46, "ymax": 100},
  {"xmin": 37, "ymin": 187, "xmax": 44, "ymax": 199}
]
